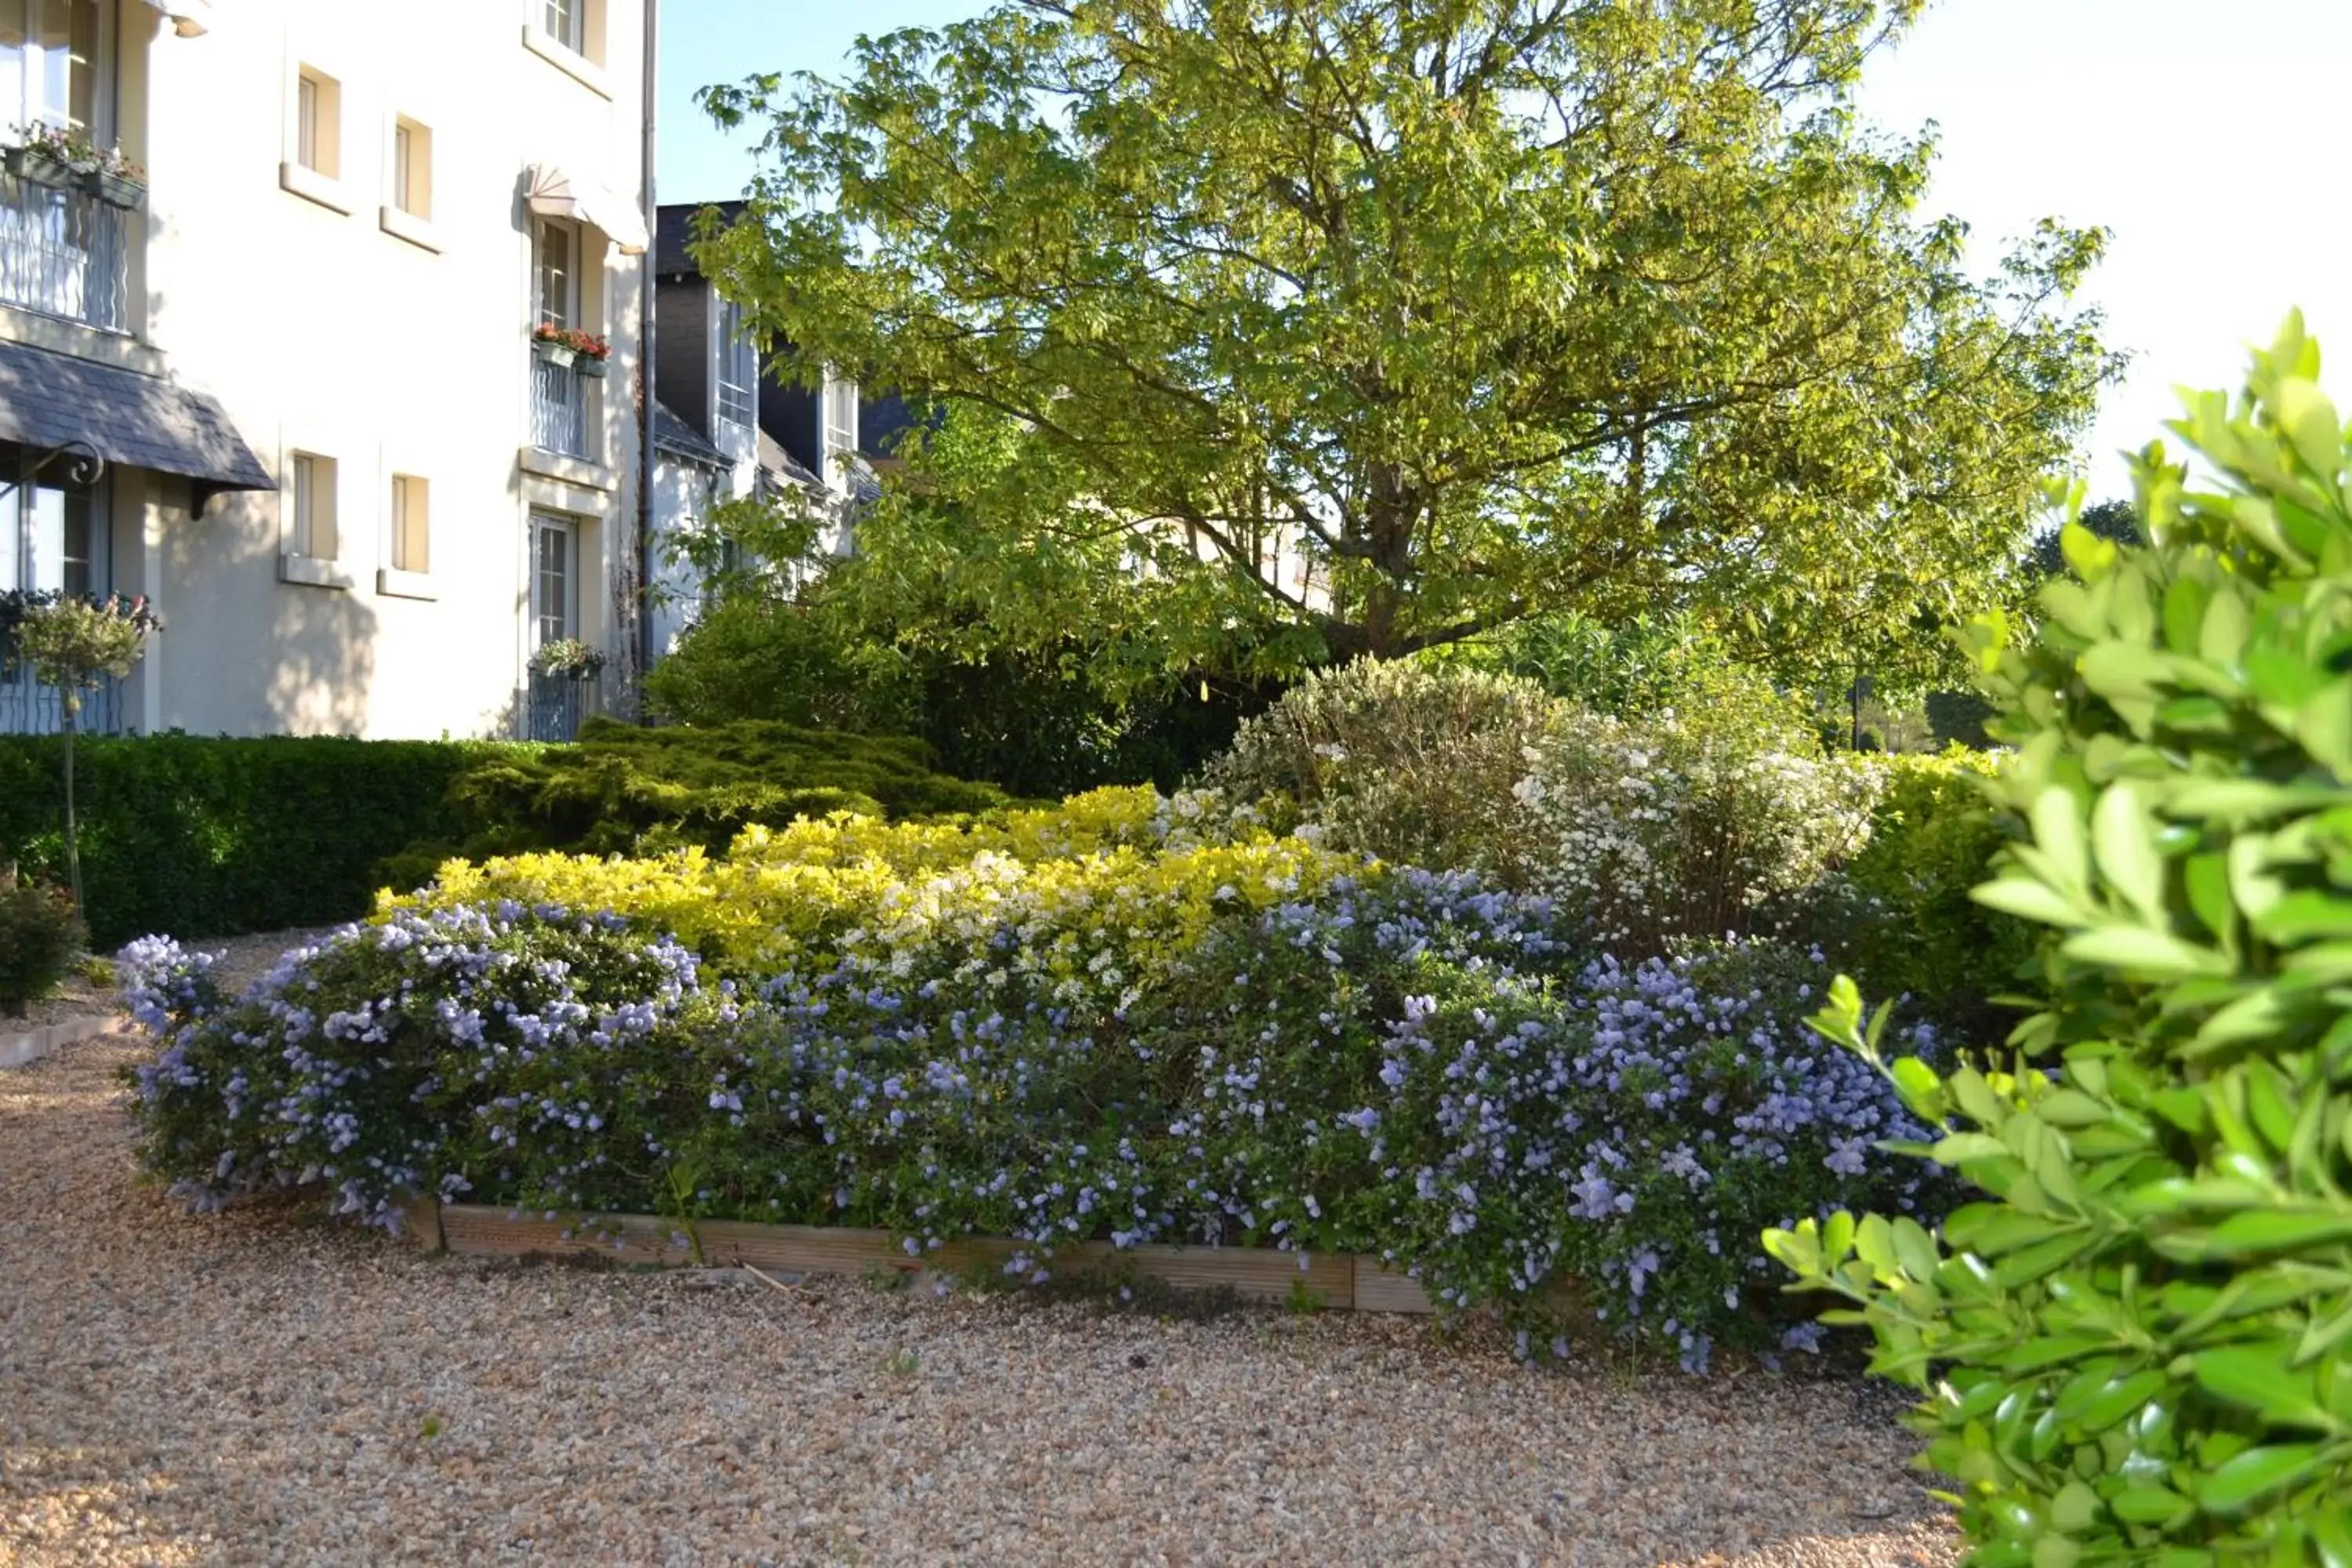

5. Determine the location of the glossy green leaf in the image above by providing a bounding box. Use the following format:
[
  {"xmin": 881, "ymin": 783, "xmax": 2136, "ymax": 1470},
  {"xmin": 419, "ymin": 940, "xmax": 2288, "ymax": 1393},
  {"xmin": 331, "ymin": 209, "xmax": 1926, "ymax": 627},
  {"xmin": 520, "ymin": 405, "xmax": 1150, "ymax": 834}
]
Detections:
[{"xmin": 2197, "ymin": 1444, "xmax": 2324, "ymax": 1513}]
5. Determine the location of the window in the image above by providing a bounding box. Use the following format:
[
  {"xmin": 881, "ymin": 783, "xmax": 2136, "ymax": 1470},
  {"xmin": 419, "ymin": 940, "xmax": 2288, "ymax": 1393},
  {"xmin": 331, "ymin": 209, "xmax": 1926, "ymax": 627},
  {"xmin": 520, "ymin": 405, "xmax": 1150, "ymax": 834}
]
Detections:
[
  {"xmin": 0, "ymin": 469, "xmax": 99, "ymax": 597},
  {"xmin": 823, "ymin": 374, "xmax": 858, "ymax": 479},
  {"xmin": 0, "ymin": 0, "xmax": 101, "ymax": 132},
  {"xmin": 288, "ymin": 452, "xmax": 336, "ymax": 560},
  {"xmin": 543, "ymin": 0, "xmax": 582, "ymax": 53},
  {"xmin": 715, "ymin": 297, "xmax": 756, "ymax": 430},
  {"xmin": 534, "ymin": 218, "xmax": 575, "ymax": 332},
  {"xmin": 532, "ymin": 512, "xmax": 574, "ymax": 645},
  {"xmin": 294, "ymin": 67, "xmax": 340, "ymax": 178},
  {"xmin": 391, "ymin": 118, "xmax": 431, "ymax": 219},
  {"xmin": 390, "ymin": 474, "xmax": 428, "ymax": 573}
]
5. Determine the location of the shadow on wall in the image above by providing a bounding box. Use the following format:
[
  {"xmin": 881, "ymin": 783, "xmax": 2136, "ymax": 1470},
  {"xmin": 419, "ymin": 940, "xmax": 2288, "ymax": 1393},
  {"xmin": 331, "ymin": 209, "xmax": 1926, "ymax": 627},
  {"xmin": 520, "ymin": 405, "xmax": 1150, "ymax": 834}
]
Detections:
[{"xmin": 159, "ymin": 481, "xmax": 379, "ymax": 736}]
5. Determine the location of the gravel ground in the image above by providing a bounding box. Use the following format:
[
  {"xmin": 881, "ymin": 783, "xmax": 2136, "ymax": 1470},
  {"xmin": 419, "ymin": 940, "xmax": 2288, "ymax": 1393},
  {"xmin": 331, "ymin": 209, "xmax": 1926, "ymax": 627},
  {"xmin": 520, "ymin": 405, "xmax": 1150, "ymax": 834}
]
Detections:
[
  {"xmin": 8, "ymin": 927, "xmax": 336, "ymax": 1033},
  {"xmin": 3, "ymin": 1023, "xmax": 1961, "ymax": 1567}
]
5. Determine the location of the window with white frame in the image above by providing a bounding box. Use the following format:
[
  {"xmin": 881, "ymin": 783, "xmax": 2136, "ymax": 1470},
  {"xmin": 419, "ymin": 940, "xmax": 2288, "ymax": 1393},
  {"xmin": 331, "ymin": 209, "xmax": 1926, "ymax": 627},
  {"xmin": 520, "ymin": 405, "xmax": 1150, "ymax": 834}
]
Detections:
[
  {"xmin": 0, "ymin": 466, "xmax": 101, "ymax": 597},
  {"xmin": 287, "ymin": 452, "xmax": 336, "ymax": 560},
  {"xmin": 532, "ymin": 512, "xmax": 575, "ymax": 646},
  {"xmin": 543, "ymin": 0, "xmax": 583, "ymax": 53},
  {"xmin": 391, "ymin": 118, "xmax": 431, "ymax": 219},
  {"xmin": 534, "ymin": 217, "xmax": 575, "ymax": 332},
  {"xmin": 0, "ymin": 0, "xmax": 104, "ymax": 133},
  {"xmin": 823, "ymin": 374, "xmax": 858, "ymax": 481},
  {"xmin": 295, "ymin": 66, "xmax": 341, "ymax": 178},
  {"xmin": 390, "ymin": 474, "xmax": 428, "ymax": 574},
  {"xmin": 716, "ymin": 296, "xmax": 756, "ymax": 430}
]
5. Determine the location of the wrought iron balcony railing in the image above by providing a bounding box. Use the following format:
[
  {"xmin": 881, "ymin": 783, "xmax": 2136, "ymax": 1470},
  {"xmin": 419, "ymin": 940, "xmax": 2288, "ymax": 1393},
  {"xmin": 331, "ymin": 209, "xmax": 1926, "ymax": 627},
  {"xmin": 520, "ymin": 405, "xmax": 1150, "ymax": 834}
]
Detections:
[
  {"xmin": 0, "ymin": 665, "xmax": 129, "ymax": 736},
  {"xmin": 529, "ymin": 354, "xmax": 593, "ymax": 460},
  {"xmin": 524, "ymin": 666, "xmax": 602, "ymax": 742},
  {"xmin": 0, "ymin": 164, "xmax": 132, "ymax": 334}
]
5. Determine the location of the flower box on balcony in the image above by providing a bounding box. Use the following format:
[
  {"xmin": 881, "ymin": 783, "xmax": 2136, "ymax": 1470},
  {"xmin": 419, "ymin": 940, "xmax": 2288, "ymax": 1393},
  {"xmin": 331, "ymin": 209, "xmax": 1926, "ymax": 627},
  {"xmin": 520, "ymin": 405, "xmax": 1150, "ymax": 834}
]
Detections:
[
  {"xmin": 532, "ymin": 337, "xmax": 578, "ymax": 370},
  {"xmin": 4, "ymin": 147, "xmax": 78, "ymax": 190},
  {"xmin": 87, "ymin": 170, "xmax": 146, "ymax": 211},
  {"xmin": 575, "ymin": 354, "xmax": 609, "ymax": 380}
]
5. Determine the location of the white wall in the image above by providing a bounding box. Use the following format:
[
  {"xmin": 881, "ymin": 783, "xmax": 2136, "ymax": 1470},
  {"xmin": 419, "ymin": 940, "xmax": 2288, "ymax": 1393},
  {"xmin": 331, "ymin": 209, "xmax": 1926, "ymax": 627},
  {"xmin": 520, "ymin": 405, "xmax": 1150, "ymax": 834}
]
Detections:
[{"xmin": 133, "ymin": 0, "xmax": 648, "ymax": 738}]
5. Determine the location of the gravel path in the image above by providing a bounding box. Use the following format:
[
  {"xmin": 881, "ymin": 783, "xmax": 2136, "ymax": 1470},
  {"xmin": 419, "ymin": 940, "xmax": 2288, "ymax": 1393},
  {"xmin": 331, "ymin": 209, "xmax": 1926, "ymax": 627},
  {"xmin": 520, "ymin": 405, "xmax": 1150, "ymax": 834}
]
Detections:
[{"xmin": 2, "ymin": 1031, "xmax": 1961, "ymax": 1567}]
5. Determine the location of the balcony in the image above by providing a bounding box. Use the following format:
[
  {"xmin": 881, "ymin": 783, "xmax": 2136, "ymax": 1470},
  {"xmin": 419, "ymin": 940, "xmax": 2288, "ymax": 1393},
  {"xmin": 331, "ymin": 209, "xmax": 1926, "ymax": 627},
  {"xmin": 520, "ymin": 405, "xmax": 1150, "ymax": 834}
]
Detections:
[
  {"xmin": 524, "ymin": 666, "xmax": 603, "ymax": 742},
  {"xmin": 529, "ymin": 352, "xmax": 593, "ymax": 460},
  {"xmin": 0, "ymin": 665, "xmax": 129, "ymax": 736},
  {"xmin": 0, "ymin": 163, "xmax": 133, "ymax": 335}
]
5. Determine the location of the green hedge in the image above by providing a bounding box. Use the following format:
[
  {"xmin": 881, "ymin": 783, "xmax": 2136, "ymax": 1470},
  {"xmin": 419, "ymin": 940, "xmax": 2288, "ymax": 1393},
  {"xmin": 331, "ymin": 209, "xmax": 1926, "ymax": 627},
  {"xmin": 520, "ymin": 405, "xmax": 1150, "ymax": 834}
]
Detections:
[
  {"xmin": 380, "ymin": 716, "xmax": 1014, "ymax": 880},
  {"xmin": 0, "ymin": 733, "xmax": 519, "ymax": 949}
]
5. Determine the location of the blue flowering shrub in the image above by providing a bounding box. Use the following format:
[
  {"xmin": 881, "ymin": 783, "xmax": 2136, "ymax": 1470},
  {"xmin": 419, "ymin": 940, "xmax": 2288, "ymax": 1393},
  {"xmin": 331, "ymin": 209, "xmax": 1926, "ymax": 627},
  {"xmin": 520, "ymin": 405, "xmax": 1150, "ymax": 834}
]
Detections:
[
  {"xmin": 121, "ymin": 907, "xmax": 710, "ymax": 1229},
  {"xmin": 122, "ymin": 810, "xmax": 1947, "ymax": 1363}
]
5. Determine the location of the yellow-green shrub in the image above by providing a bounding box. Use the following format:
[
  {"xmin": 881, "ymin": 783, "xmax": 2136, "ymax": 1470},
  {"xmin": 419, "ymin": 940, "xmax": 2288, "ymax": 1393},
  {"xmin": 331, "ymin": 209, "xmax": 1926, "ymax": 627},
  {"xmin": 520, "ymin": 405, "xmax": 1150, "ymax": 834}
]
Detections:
[
  {"xmin": 1813, "ymin": 749, "xmax": 2041, "ymax": 1029},
  {"xmin": 381, "ymin": 786, "xmax": 1351, "ymax": 989}
]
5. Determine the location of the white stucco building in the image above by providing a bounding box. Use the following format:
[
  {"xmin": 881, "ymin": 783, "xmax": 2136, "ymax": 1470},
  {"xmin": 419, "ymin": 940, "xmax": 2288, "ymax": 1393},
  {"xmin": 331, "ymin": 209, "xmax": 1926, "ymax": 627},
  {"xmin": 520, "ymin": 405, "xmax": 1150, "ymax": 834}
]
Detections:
[{"xmin": 1, "ymin": 0, "xmax": 652, "ymax": 739}]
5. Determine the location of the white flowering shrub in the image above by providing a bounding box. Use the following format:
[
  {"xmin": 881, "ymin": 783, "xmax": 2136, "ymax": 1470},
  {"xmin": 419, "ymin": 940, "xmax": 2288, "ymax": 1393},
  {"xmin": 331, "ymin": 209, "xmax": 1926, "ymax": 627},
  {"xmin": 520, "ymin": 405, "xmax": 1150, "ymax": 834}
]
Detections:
[
  {"xmin": 1203, "ymin": 659, "xmax": 1882, "ymax": 954},
  {"xmin": 1203, "ymin": 659, "xmax": 1561, "ymax": 873},
  {"xmin": 1515, "ymin": 706, "xmax": 1883, "ymax": 955}
]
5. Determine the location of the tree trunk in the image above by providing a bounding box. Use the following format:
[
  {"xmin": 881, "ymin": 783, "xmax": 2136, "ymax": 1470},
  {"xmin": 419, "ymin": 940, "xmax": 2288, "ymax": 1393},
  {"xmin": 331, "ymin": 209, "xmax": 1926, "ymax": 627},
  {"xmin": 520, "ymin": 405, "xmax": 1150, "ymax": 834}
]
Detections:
[{"xmin": 60, "ymin": 693, "xmax": 82, "ymax": 912}]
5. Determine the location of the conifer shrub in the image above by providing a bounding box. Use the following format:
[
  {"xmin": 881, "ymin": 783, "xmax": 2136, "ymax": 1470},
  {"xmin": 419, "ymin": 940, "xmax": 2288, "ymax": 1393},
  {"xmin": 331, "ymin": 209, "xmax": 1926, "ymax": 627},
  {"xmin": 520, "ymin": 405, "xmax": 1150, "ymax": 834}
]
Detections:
[{"xmin": 379, "ymin": 716, "xmax": 1014, "ymax": 883}]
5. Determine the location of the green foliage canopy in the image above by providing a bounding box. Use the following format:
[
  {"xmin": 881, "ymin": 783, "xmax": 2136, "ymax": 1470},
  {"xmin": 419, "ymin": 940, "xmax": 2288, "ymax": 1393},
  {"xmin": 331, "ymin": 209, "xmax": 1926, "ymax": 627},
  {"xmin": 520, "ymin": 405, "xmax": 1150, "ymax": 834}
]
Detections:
[{"xmin": 697, "ymin": 0, "xmax": 2115, "ymax": 678}]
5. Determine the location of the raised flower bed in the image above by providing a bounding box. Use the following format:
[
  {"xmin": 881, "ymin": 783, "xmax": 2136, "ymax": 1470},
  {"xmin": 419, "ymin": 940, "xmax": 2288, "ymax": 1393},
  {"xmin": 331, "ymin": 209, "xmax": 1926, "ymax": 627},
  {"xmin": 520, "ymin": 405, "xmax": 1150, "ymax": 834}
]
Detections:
[{"xmin": 116, "ymin": 808, "xmax": 1946, "ymax": 1369}]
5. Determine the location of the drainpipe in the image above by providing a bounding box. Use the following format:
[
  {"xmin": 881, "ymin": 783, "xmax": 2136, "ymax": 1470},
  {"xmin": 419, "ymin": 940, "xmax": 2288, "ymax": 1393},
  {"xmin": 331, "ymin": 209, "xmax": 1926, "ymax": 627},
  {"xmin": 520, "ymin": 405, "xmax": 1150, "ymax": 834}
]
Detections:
[{"xmin": 636, "ymin": 0, "xmax": 660, "ymax": 720}]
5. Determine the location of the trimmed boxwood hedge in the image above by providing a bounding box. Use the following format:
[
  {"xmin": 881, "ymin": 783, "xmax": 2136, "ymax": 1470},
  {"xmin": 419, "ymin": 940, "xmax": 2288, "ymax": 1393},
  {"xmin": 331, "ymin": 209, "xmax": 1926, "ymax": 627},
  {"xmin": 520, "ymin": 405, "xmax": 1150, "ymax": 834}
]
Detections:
[
  {"xmin": 0, "ymin": 733, "xmax": 516, "ymax": 949},
  {"xmin": 1, "ymin": 720, "xmax": 1014, "ymax": 949}
]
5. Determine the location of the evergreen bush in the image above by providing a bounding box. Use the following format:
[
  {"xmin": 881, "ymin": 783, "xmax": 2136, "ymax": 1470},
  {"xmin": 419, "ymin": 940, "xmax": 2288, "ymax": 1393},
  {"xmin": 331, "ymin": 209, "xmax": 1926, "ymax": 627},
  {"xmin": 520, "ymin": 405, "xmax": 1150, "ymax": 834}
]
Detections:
[
  {"xmin": 395, "ymin": 717, "xmax": 1012, "ymax": 871},
  {"xmin": 1768, "ymin": 317, "xmax": 2352, "ymax": 1562},
  {"xmin": 1204, "ymin": 659, "xmax": 1565, "ymax": 873},
  {"xmin": 0, "ymin": 872, "xmax": 83, "ymax": 1017},
  {"xmin": 0, "ymin": 732, "xmax": 509, "ymax": 949}
]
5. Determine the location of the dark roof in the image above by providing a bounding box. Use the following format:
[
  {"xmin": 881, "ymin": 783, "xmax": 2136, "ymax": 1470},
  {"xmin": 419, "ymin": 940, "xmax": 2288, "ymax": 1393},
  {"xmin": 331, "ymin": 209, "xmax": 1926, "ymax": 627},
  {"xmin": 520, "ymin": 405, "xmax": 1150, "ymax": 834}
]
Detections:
[
  {"xmin": 656, "ymin": 199, "xmax": 746, "ymax": 276},
  {"xmin": 0, "ymin": 340, "xmax": 271, "ymax": 506},
  {"xmin": 652, "ymin": 401, "xmax": 729, "ymax": 467},
  {"xmin": 858, "ymin": 391, "xmax": 919, "ymax": 457},
  {"xmin": 756, "ymin": 430, "xmax": 822, "ymax": 492}
]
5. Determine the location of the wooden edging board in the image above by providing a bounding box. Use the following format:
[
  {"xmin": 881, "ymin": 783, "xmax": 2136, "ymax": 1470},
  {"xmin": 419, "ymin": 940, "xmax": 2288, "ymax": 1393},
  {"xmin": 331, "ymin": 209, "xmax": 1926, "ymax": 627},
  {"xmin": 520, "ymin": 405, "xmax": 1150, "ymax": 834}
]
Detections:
[{"xmin": 402, "ymin": 1198, "xmax": 1441, "ymax": 1315}]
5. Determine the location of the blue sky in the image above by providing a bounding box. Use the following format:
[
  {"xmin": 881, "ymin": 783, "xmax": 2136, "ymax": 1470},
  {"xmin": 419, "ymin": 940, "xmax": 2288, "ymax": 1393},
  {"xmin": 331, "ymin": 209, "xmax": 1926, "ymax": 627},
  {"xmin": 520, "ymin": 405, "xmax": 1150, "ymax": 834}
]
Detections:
[{"xmin": 659, "ymin": 0, "xmax": 2352, "ymax": 500}]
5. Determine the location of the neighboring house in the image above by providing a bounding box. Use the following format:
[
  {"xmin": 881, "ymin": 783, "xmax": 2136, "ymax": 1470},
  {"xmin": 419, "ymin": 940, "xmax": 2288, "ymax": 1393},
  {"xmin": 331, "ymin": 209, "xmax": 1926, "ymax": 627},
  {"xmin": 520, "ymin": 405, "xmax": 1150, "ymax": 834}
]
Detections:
[
  {"xmin": 0, "ymin": 0, "xmax": 652, "ymax": 741},
  {"xmin": 646, "ymin": 198, "xmax": 867, "ymax": 655}
]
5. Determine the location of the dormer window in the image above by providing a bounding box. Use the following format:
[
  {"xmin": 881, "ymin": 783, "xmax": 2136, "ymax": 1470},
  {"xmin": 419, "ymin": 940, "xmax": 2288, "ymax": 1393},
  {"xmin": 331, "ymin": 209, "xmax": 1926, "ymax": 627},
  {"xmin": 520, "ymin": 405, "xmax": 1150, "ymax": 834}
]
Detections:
[
  {"xmin": 823, "ymin": 374, "xmax": 858, "ymax": 485},
  {"xmin": 716, "ymin": 296, "xmax": 755, "ymax": 431}
]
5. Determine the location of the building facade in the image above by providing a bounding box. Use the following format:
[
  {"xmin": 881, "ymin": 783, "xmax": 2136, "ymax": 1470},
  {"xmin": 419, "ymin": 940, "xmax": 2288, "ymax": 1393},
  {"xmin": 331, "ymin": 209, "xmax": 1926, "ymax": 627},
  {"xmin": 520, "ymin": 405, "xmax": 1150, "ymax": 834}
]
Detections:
[
  {"xmin": 1, "ymin": 0, "xmax": 651, "ymax": 739},
  {"xmin": 645, "ymin": 198, "xmax": 864, "ymax": 662}
]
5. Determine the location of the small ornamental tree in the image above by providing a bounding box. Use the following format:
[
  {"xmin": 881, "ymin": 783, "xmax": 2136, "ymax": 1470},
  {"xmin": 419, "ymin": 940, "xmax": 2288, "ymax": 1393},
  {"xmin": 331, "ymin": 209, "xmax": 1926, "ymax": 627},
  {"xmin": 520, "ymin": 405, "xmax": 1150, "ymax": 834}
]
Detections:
[
  {"xmin": 1766, "ymin": 315, "xmax": 2352, "ymax": 1564},
  {"xmin": 15, "ymin": 593, "xmax": 160, "ymax": 910}
]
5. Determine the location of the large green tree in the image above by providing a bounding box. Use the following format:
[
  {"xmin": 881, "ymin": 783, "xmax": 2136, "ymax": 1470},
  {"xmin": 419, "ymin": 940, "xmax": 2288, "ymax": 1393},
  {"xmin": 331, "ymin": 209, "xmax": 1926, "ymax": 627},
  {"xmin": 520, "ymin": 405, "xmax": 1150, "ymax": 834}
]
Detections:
[{"xmin": 699, "ymin": 0, "xmax": 2117, "ymax": 673}]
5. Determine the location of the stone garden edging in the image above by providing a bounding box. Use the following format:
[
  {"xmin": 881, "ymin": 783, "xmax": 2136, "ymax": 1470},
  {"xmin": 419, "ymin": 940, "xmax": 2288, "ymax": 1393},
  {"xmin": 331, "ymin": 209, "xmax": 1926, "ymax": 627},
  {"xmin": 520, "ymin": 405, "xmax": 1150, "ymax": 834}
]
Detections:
[{"xmin": 0, "ymin": 1014, "xmax": 127, "ymax": 1070}]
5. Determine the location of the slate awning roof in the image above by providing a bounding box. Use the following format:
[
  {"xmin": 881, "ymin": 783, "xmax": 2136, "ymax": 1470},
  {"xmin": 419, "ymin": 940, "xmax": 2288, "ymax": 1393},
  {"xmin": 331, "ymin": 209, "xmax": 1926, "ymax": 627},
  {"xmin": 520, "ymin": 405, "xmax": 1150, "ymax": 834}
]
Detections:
[
  {"xmin": 652, "ymin": 401, "xmax": 730, "ymax": 468},
  {"xmin": 755, "ymin": 429, "xmax": 822, "ymax": 493},
  {"xmin": 0, "ymin": 340, "xmax": 272, "ymax": 506}
]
